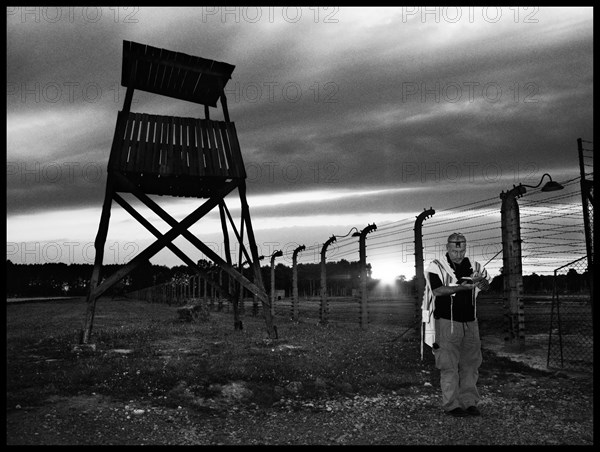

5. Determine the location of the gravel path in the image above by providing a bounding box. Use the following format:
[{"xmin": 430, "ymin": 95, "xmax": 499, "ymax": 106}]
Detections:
[{"xmin": 7, "ymin": 369, "xmax": 593, "ymax": 445}]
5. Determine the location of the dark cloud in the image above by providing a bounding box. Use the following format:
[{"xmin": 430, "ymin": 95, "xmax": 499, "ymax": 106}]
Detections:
[{"xmin": 7, "ymin": 7, "xmax": 593, "ymax": 246}]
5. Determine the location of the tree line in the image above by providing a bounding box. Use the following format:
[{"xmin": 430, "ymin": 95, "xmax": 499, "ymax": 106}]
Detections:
[
  {"xmin": 5, "ymin": 259, "xmax": 373, "ymax": 298},
  {"xmin": 6, "ymin": 260, "xmax": 590, "ymax": 299}
]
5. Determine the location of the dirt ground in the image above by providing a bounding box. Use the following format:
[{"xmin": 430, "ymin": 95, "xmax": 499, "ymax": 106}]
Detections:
[
  {"xmin": 6, "ymin": 345, "xmax": 593, "ymax": 445},
  {"xmin": 6, "ymin": 299, "xmax": 593, "ymax": 445}
]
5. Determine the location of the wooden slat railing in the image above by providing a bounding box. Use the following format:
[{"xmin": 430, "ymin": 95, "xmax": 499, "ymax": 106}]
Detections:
[{"xmin": 108, "ymin": 111, "xmax": 246, "ymax": 180}]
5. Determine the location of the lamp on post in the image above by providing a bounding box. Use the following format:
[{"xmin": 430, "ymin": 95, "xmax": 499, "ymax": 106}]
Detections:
[{"xmin": 500, "ymin": 173, "xmax": 563, "ymax": 350}]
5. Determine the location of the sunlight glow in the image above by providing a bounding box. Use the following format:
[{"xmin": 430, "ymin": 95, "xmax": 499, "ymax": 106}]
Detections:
[{"xmin": 371, "ymin": 262, "xmax": 404, "ymax": 285}]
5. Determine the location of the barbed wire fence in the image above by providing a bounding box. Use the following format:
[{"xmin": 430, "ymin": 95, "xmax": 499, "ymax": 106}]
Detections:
[{"xmin": 129, "ymin": 143, "xmax": 592, "ymax": 371}]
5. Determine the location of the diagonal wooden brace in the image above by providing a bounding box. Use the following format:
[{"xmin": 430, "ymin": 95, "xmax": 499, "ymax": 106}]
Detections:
[
  {"xmin": 112, "ymin": 172, "xmax": 271, "ymax": 307},
  {"xmin": 88, "ymin": 180, "xmax": 237, "ymax": 301},
  {"xmin": 112, "ymin": 193, "xmax": 233, "ymax": 297},
  {"xmin": 220, "ymin": 200, "xmax": 253, "ymax": 266}
]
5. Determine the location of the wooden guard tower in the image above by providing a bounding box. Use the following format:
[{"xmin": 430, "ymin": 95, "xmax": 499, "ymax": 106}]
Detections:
[{"xmin": 80, "ymin": 40, "xmax": 276, "ymax": 343}]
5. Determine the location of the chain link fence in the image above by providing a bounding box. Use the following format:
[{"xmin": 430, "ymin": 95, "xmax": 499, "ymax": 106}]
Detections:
[{"xmin": 547, "ymin": 257, "xmax": 593, "ymax": 372}]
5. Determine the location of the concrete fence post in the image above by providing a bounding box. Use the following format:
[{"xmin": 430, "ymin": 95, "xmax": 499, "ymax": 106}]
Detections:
[
  {"xmin": 320, "ymin": 236, "xmax": 337, "ymax": 324},
  {"xmin": 270, "ymin": 250, "xmax": 283, "ymax": 317},
  {"xmin": 292, "ymin": 245, "xmax": 306, "ymax": 321}
]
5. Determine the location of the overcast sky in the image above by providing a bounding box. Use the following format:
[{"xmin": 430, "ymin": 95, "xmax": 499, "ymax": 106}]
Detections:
[{"xmin": 6, "ymin": 7, "xmax": 594, "ymax": 279}]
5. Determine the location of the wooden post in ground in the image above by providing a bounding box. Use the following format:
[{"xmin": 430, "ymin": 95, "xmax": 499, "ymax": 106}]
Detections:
[
  {"xmin": 577, "ymin": 138, "xmax": 594, "ymax": 304},
  {"xmin": 220, "ymin": 201, "xmax": 242, "ymax": 329},
  {"xmin": 217, "ymin": 270, "xmax": 222, "ymax": 311},
  {"xmin": 204, "ymin": 275, "xmax": 209, "ymax": 307},
  {"xmin": 239, "ymin": 182, "xmax": 277, "ymax": 338},
  {"xmin": 80, "ymin": 177, "xmax": 114, "ymax": 344}
]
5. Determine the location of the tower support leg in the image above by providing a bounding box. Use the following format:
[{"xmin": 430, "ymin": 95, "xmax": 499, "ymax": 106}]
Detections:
[
  {"xmin": 80, "ymin": 177, "xmax": 114, "ymax": 344},
  {"xmin": 239, "ymin": 182, "xmax": 277, "ymax": 338}
]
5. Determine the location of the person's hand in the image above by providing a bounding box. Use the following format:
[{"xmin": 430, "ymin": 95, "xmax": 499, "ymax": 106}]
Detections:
[
  {"xmin": 475, "ymin": 279, "xmax": 489, "ymax": 290},
  {"xmin": 471, "ymin": 273, "xmax": 489, "ymax": 291}
]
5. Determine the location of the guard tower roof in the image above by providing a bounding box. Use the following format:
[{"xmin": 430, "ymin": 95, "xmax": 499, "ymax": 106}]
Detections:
[{"xmin": 121, "ymin": 40, "xmax": 235, "ymax": 107}]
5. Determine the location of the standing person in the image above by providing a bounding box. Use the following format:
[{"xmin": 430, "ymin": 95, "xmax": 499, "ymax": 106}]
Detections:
[{"xmin": 421, "ymin": 233, "xmax": 491, "ymax": 417}]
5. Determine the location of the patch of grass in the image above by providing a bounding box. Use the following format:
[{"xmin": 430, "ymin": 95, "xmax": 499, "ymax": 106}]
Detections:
[{"xmin": 7, "ymin": 298, "xmax": 560, "ymax": 413}]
